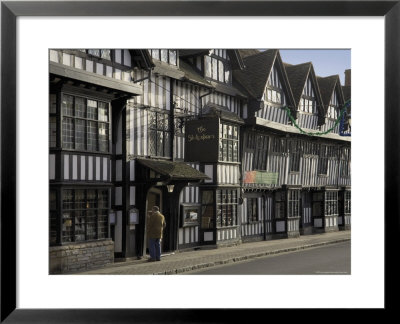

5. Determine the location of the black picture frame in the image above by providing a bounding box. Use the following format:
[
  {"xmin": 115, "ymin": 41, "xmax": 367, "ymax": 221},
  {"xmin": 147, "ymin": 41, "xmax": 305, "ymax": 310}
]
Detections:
[{"xmin": 1, "ymin": 0, "xmax": 397, "ymax": 322}]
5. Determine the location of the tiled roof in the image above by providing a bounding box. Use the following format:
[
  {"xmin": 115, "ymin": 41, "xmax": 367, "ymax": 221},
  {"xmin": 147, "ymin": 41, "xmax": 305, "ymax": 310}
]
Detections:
[
  {"xmin": 284, "ymin": 62, "xmax": 312, "ymax": 107},
  {"xmin": 317, "ymin": 75, "xmax": 340, "ymax": 110},
  {"xmin": 136, "ymin": 158, "xmax": 209, "ymax": 180},
  {"xmin": 233, "ymin": 49, "xmax": 278, "ymax": 99},
  {"xmin": 238, "ymin": 49, "xmax": 261, "ymax": 59},
  {"xmin": 202, "ymin": 102, "xmax": 245, "ymax": 124},
  {"xmin": 342, "ymin": 85, "xmax": 351, "ymax": 102}
]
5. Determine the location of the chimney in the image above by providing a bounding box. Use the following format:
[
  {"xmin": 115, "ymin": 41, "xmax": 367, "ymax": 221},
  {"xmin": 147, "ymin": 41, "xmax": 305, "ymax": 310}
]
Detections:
[{"xmin": 344, "ymin": 69, "xmax": 351, "ymax": 86}]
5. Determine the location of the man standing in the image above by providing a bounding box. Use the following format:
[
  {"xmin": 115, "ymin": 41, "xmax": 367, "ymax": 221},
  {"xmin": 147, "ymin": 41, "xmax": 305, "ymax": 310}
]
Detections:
[{"xmin": 146, "ymin": 206, "xmax": 166, "ymax": 262}]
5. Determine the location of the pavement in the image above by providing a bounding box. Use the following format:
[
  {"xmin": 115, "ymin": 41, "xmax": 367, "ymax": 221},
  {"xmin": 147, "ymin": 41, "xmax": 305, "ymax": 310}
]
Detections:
[{"xmin": 76, "ymin": 230, "xmax": 351, "ymax": 275}]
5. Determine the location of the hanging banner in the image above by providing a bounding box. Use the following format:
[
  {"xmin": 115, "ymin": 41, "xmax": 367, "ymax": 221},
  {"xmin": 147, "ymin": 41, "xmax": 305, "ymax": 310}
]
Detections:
[{"xmin": 244, "ymin": 171, "xmax": 278, "ymax": 185}]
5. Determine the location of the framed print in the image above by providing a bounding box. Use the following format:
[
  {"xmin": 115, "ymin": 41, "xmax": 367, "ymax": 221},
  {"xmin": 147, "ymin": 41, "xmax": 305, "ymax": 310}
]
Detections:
[{"xmin": 1, "ymin": 0, "xmax": 397, "ymax": 322}]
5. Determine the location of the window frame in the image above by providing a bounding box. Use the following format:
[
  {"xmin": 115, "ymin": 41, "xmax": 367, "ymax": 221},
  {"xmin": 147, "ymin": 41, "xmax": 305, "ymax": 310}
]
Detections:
[
  {"xmin": 150, "ymin": 49, "xmax": 178, "ymax": 66},
  {"xmin": 58, "ymin": 188, "xmax": 110, "ymax": 245},
  {"xmin": 60, "ymin": 93, "xmax": 111, "ymax": 154},
  {"xmin": 203, "ymin": 52, "xmax": 232, "ymax": 84},
  {"xmin": 246, "ymin": 197, "xmax": 259, "ymax": 223},
  {"xmin": 218, "ymin": 122, "xmax": 239, "ymax": 163},
  {"xmin": 216, "ymin": 189, "xmax": 238, "ymax": 228}
]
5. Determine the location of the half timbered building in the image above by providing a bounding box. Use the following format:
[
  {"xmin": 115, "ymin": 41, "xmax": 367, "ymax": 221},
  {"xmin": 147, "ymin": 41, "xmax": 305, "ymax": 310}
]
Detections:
[{"xmin": 49, "ymin": 49, "xmax": 351, "ymax": 273}]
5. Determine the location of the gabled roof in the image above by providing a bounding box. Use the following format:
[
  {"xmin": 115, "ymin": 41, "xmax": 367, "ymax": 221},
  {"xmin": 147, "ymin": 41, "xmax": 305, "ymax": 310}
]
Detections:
[
  {"xmin": 284, "ymin": 62, "xmax": 324, "ymax": 116},
  {"xmin": 238, "ymin": 49, "xmax": 261, "ymax": 59},
  {"xmin": 233, "ymin": 49, "xmax": 278, "ymax": 99},
  {"xmin": 317, "ymin": 75, "xmax": 345, "ymax": 113},
  {"xmin": 342, "ymin": 85, "xmax": 351, "ymax": 102},
  {"xmin": 233, "ymin": 50, "xmax": 295, "ymax": 111}
]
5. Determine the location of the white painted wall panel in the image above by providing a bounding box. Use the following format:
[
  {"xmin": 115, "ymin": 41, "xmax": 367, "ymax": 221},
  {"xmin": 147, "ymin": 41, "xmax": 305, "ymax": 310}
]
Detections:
[
  {"xmin": 63, "ymin": 155, "xmax": 69, "ymax": 180},
  {"xmin": 103, "ymin": 157, "xmax": 108, "ymax": 181},
  {"xmin": 72, "ymin": 155, "xmax": 78, "ymax": 180},
  {"xmin": 88, "ymin": 156, "xmax": 93, "ymax": 180},
  {"xmin": 96, "ymin": 156, "xmax": 101, "ymax": 180},
  {"xmin": 80, "ymin": 156, "xmax": 85, "ymax": 180}
]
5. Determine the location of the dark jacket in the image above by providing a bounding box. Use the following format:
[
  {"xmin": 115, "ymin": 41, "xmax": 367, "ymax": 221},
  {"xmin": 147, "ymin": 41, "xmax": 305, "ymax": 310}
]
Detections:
[{"xmin": 146, "ymin": 211, "xmax": 166, "ymax": 239}]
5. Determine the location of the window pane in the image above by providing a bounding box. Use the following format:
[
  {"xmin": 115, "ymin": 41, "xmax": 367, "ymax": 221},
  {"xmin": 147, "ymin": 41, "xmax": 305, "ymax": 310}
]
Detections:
[
  {"xmin": 161, "ymin": 50, "xmax": 168, "ymax": 62},
  {"xmin": 152, "ymin": 49, "xmax": 160, "ymax": 60},
  {"xmin": 88, "ymin": 49, "xmax": 101, "ymax": 57},
  {"xmin": 87, "ymin": 121, "xmax": 97, "ymax": 151},
  {"xmin": 98, "ymin": 102, "xmax": 108, "ymax": 122},
  {"xmin": 169, "ymin": 50, "xmax": 177, "ymax": 65},
  {"xmin": 98, "ymin": 209, "xmax": 108, "ymax": 239},
  {"xmin": 62, "ymin": 95, "xmax": 74, "ymax": 116},
  {"xmin": 86, "ymin": 210, "xmax": 97, "ymax": 240},
  {"xmin": 114, "ymin": 49, "xmax": 122, "ymax": 63},
  {"xmin": 205, "ymin": 56, "xmax": 212, "ymax": 78},
  {"xmin": 224, "ymin": 69, "xmax": 230, "ymax": 84},
  {"xmin": 101, "ymin": 49, "xmax": 111, "ymax": 60},
  {"xmin": 98, "ymin": 123, "xmax": 109, "ymax": 152},
  {"xmin": 75, "ymin": 119, "xmax": 86, "ymax": 150},
  {"xmin": 62, "ymin": 117, "xmax": 74, "ymax": 149},
  {"xmin": 87, "ymin": 100, "xmax": 98, "ymax": 120},
  {"xmin": 75, "ymin": 97, "xmax": 86, "ymax": 118},
  {"xmin": 75, "ymin": 210, "xmax": 86, "ymax": 242},
  {"xmin": 218, "ymin": 61, "xmax": 224, "ymax": 82},
  {"xmin": 212, "ymin": 58, "xmax": 218, "ymax": 80}
]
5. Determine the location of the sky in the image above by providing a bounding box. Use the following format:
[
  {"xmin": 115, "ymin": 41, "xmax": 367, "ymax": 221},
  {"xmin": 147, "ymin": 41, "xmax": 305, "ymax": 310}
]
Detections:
[{"xmin": 279, "ymin": 49, "xmax": 351, "ymax": 86}]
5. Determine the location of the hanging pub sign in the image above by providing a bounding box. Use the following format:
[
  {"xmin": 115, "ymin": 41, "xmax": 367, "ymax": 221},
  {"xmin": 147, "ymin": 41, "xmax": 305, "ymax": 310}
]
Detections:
[{"xmin": 185, "ymin": 118, "xmax": 219, "ymax": 162}]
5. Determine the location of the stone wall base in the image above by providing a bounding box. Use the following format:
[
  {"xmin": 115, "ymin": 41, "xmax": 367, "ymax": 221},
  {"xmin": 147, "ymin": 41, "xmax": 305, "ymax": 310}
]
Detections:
[{"xmin": 49, "ymin": 239, "xmax": 114, "ymax": 274}]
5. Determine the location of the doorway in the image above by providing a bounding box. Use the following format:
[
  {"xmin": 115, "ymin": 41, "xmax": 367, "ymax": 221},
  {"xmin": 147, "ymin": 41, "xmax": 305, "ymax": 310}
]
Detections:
[{"xmin": 144, "ymin": 187, "xmax": 163, "ymax": 256}]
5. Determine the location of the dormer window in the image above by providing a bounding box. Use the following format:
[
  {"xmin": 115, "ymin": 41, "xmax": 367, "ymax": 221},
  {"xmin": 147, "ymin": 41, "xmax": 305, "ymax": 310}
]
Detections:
[
  {"xmin": 204, "ymin": 49, "xmax": 232, "ymax": 84},
  {"xmin": 150, "ymin": 49, "xmax": 177, "ymax": 66}
]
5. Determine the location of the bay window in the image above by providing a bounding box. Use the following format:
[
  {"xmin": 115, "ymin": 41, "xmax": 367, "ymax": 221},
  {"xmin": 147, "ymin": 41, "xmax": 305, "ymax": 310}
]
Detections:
[
  {"xmin": 247, "ymin": 198, "xmax": 258, "ymax": 223},
  {"xmin": 216, "ymin": 189, "xmax": 237, "ymax": 227},
  {"xmin": 61, "ymin": 94, "xmax": 110, "ymax": 153},
  {"xmin": 148, "ymin": 110, "xmax": 171, "ymax": 157},
  {"xmin": 219, "ymin": 123, "xmax": 239, "ymax": 162},
  {"xmin": 61, "ymin": 189, "xmax": 109, "ymax": 243}
]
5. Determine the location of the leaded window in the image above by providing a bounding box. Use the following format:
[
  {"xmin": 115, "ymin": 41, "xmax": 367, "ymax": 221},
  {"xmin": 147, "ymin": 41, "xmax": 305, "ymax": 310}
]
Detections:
[
  {"xmin": 87, "ymin": 49, "xmax": 111, "ymax": 61},
  {"xmin": 61, "ymin": 94, "xmax": 110, "ymax": 153},
  {"xmin": 216, "ymin": 189, "xmax": 237, "ymax": 227},
  {"xmin": 344, "ymin": 191, "xmax": 351, "ymax": 214},
  {"xmin": 148, "ymin": 110, "xmax": 171, "ymax": 157},
  {"xmin": 150, "ymin": 49, "xmax": 178, "ymax": 66},
  {"xmin": 247, "ymin": 198, "xmax": 258, "ymax": 223},
  {"xmin": 288, "ymin": 190, "xmax": 300, "ymax": 217},
  {"xmin": 61, "ymin": 189, "xmax": 109, "ymax": 243},
  {"xmin": 325, "ymin": 191, "xmax": 338, "ymax": 216},
  {"xmin": 218, "ymin": 123, "xmax": 239, "ymax": 162},
  {"xmin": 49, "ymin": 94, "xmax": 57, "ymax": 147},
  {"xmin": 204, "ymin": 52, "xmax": 232, "ymax": 84}
]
